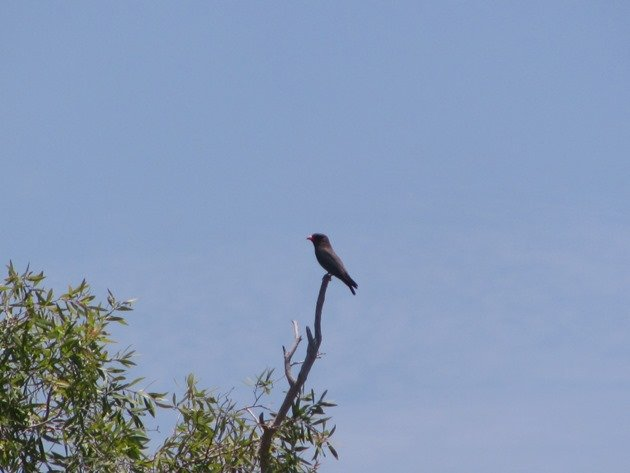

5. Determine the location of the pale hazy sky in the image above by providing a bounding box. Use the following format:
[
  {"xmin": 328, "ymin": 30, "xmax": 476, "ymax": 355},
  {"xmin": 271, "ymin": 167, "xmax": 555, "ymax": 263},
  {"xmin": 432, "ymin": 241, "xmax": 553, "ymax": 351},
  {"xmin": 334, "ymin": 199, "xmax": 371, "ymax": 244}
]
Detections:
[{"xmin": 3, "ymin": 2, "xmax": 630, "ymax": 471}]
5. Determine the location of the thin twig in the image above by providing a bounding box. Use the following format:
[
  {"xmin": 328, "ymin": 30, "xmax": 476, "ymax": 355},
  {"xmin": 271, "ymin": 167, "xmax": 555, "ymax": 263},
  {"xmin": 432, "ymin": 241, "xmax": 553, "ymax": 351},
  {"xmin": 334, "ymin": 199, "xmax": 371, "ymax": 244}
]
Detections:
[
  {"xmin": 245, "ymin": 406, "xmax": 271, "ymax": 436},
  {"xmin": 282, "ymin": 320, "xmax": 302, "ymax": 388},
  {"xmin": 258, "ymin": 274, "xmax": 331, "ymax": 472}
]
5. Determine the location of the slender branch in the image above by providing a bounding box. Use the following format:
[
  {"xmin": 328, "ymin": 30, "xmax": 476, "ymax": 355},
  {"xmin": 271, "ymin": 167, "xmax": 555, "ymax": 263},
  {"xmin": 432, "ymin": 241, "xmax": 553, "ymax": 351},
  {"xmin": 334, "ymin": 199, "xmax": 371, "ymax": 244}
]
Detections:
[
  {"xmin": 282, "ymin": 320, "xmax": 302, "ymax": 388},
  {"xmin": 259, "ymin": 274, "xmax": 331, "ymax": 472},
  {"xmin": 246, "ymin": 407, "xmax": 261, "ymax": 429}
]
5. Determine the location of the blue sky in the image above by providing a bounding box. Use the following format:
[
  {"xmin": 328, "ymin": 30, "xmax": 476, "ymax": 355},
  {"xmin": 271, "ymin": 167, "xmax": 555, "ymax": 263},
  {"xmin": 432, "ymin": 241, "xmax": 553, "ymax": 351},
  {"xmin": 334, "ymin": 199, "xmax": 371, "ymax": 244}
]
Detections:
[{"xmin": 3, "ymin": 2, "xmax": 630, "ymax": 471}]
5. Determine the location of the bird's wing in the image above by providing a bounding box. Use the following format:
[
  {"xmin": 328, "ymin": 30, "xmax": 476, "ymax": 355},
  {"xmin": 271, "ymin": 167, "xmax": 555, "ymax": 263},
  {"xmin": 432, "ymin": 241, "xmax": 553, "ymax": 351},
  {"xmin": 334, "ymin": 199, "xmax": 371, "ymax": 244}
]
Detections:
[{"xmin": 316, "ymin": 248, "xmax": 348, "ymax": 277}]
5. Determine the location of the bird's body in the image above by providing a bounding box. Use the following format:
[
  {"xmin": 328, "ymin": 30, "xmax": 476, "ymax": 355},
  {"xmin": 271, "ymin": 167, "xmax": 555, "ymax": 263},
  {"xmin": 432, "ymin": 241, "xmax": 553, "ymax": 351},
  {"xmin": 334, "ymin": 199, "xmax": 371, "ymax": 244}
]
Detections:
[{"xmin": 307, "ymin": 233, "xmax": 358, "ymax": 295}]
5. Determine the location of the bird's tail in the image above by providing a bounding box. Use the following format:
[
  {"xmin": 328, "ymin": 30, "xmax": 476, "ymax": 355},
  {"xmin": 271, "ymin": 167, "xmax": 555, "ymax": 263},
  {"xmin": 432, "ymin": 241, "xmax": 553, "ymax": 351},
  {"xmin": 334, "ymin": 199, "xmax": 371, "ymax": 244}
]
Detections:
[{"xmin": 344, "ymin": 275, "xmax": 358, "ymax": 295}]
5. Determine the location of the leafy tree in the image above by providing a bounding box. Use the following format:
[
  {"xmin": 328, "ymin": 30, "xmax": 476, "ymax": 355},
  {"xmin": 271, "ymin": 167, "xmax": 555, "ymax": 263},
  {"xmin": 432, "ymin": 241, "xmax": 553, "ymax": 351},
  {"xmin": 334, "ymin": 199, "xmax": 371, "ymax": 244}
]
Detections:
[{"xmin": 0, "ymin": 264, "xmax": 337, "ymax": 472}]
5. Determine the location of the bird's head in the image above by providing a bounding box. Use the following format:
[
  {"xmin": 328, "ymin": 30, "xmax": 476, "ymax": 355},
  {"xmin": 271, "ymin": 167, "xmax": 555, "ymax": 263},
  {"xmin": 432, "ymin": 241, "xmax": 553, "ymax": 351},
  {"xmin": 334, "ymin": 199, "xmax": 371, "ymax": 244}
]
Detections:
[{"xmin": 307, "ymin": 233, "xmax": 330, "ymax": 247}]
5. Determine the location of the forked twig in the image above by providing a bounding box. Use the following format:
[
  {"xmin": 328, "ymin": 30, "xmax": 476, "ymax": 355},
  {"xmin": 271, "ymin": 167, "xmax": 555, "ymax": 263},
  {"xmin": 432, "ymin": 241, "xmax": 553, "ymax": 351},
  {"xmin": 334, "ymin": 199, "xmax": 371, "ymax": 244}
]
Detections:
[{"xmin": 282, "ymin": 320, "xmax": 302, "ymax": 387}]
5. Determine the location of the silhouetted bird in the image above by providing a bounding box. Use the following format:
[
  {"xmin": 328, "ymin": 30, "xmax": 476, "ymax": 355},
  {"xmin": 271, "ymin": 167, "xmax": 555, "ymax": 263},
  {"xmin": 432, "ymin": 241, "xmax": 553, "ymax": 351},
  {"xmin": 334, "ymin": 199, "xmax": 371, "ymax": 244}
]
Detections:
[{"xmin": 307, "ymin": 233, "xmax": 358, "ymax": 295}]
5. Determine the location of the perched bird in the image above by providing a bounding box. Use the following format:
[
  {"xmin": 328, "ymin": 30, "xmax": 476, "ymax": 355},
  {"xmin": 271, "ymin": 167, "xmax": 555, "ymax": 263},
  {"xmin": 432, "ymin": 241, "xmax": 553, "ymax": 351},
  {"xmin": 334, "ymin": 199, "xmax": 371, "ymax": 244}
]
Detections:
[{"xmin": 307, "ymin": 233, "xmax": 358, "ymax": 295}]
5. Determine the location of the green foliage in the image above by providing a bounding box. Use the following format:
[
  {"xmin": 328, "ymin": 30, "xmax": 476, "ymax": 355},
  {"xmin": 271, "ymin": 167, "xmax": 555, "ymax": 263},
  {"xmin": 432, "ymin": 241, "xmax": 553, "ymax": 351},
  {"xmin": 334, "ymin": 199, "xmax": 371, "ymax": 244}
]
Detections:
[
  {"xmin": 152, "ymin": 374, "xmax": 259, "ymax": 472},
  {"xmin": 0, "ymin": 262, "xmax": 157, "ymax": 472},
  {"xmin": 0, "ymin": 264, "xmax": 337, "ymax": 472},
  {"xmin": 273, "ymin": 389, "xmax": 338, "ymax": 470},
  {"xmin": 153, "ymin": 371, "xmax": 337, "ymax": 473}
]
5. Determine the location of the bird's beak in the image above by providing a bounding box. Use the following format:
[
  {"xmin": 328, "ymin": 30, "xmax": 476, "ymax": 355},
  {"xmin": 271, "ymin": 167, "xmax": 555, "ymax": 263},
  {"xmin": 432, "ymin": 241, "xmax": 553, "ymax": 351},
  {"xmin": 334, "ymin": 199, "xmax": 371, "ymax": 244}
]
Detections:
[{"xmin": 306, "ymin": 235, "xmax": 313, "ymax": 241}]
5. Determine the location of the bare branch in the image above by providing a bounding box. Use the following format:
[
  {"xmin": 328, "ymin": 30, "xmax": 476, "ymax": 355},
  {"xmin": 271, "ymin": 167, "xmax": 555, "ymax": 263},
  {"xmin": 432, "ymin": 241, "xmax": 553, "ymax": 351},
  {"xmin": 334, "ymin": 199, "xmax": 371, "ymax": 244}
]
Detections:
[
  {"xmin": 292, "ymin": 319, "xmax": 300, "ymax": 340},
  {"xmin": 259, "ymin": 274, "xmax": 331, "ymax": 472},
  {"xmin": 246, "ymin": 408, "xmax": 261, "ymax": 428},
  {"xmin": 283, "ymin": 320, "xmax": 302, "ymax": 388}
]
